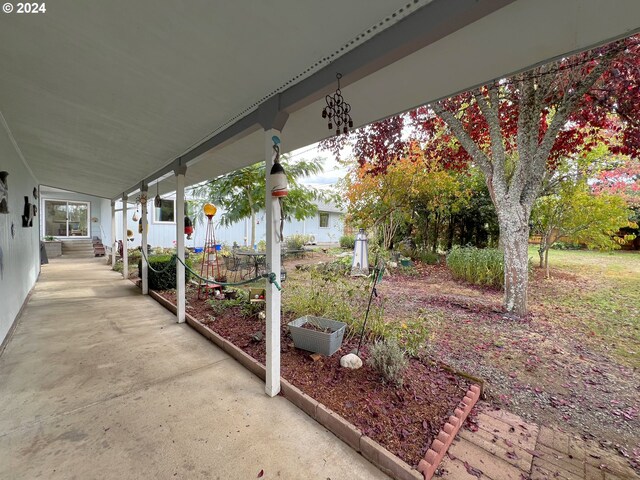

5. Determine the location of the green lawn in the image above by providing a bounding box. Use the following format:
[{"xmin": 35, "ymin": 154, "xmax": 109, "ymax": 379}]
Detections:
[{"xmin": 530, "ymin": 247, "xmax": 640, "ymax": 365}]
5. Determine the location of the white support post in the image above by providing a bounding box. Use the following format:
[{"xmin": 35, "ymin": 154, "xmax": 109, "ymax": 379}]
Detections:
[
  {"xmin": 175, "ymin": 166, "xmax": 187, "ymax": 323},
  {"xmin": 264, "ymin": 129, "xmax": 282, "ymax": 397},
  {"xmin": 111, "ymin": 200, "xmax": 117, "ymax": 268},
  {"xmin": 141, "ymin": 184, "xmax": 149, "ymax": 295},
  {"xmin": 122, "ymin": 194, "xmax": 128, "ymax": 280}
]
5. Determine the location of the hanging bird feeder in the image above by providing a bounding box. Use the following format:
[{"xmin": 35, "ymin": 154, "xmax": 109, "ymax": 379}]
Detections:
[{"xmin": 270, "ymin": 136, "xmax": 287, "ymax": 197}]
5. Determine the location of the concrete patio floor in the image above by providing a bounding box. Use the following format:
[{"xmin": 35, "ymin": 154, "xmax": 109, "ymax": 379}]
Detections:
[{"xmin": 0, "ymin": 257, "xmax": 389, "ymax": 480}]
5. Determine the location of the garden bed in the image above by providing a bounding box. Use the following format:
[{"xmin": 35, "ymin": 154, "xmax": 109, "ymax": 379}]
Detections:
[{"xmin": 157, "ymin": 286, "xmax": 472, "ymax": 470}]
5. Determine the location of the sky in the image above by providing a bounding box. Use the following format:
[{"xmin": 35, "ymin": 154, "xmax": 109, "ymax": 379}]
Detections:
[{"xmin": 289, "ymin": 142, "xmax": 350, "ymax": 191}]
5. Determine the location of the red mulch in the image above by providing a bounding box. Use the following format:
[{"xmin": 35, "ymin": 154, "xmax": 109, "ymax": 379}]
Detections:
[{"xmin": 160, "ymin": 286, "xmax": 471, "ymax": 467}]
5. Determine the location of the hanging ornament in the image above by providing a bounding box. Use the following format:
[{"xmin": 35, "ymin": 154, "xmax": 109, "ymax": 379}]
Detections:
[
  {"xmin": 185, "ymin": 216, "xmax": 193, "ymax": 239},
  {"xmin": 132, "ymin": 208, "xmax": 139, "ymax": 222},
  {"xmin": 270, "ymin": 136, "xmax": 288, "ymax": 197},
  {"xmin": 269, "ymin": 136, "xmax": 287, "ymax": 242},
  {"xmin": 154, "ymin": 181, "xmax": 162, "ymax": 208},
  {"xmin": 138, "ymin": 217, "xmax": 143, "ymax": 234},
  {"xmin": 321, "ymin": 73, "xmax": 353, "ymax": 136}
]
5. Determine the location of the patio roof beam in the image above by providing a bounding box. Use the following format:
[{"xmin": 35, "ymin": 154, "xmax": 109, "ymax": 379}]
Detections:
[{"xmin": 116, "ymin": 0, "xmax": 515, "ymax": 201}]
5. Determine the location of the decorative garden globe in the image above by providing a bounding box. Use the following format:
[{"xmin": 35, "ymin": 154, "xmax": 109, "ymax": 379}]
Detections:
[{"xmin": 203, "ymin": 203, "xmax": 217, "ymax": 218}]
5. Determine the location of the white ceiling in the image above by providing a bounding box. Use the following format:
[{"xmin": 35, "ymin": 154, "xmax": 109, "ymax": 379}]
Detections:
[{"xmin": 1, "ymin": 0, "xmax": 639, "ymax": 200}]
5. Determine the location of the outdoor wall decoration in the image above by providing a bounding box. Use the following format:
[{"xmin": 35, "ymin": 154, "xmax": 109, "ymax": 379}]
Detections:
[
  {"xmin": 32, "ymin": 187, "xmax": 38, "ymax": 200},
  {"xmin": 22, "ymin": 196, "xmax": 34, "ymax": 227},
  {"xmin": 0, "ymin": 171, "xmax": 8, "ymax": 214}
]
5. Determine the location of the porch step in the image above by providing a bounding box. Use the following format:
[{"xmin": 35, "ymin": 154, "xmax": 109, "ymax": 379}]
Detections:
[{"xmin": 61, "ymin": 239, "xmax": 95, "ymax": 258}]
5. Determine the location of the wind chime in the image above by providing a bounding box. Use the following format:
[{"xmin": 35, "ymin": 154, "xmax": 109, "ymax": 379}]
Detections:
[
  {"xmin": 321, "ymin": 73, "xmax": 353, "ymax": 136},
  {"xmin": 197, "ymin": 203, "xmax": 224, "ymax": 299}
]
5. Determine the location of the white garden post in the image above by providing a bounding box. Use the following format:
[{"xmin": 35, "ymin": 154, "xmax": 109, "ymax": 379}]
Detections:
[
  {"xmin": 122, "ymin": 194, "xmax": 128, "ymax": 280},
  {"xmin": 141, "ymin": 183, "xmax": 149, "ymax": 295},
  {"xmin": 175, "ymin": 165, "xmax": 187, "ymax": 323},
  {"xmin": 111, "ymin": 200, "xmax": 117, "ymax": 268},
  {"xmin": 265, "ymin": 129, "xmax": 282, "ymax": 397}
]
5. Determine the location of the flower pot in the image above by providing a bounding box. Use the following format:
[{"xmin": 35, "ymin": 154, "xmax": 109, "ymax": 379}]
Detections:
[{"xmin": 288, "ymin": 315, "xmax": 346, "ymax": 356}]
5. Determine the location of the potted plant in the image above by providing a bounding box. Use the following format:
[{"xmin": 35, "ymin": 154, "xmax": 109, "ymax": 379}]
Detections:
[{"xmin": 288, "ymin": 315, "xmax": 347, "ymax": 356}]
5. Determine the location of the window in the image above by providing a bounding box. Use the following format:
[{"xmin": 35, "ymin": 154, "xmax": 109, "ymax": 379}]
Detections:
[
  {"xmin": 154, "ymin": 198, "xmax": 175, "ymax": 223},
  {"xmin": 319, "ymin": 212, "xmax": 329, "ymax": 228}
]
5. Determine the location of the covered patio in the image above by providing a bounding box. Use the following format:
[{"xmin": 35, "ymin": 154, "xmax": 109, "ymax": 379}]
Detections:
[{"xmin": 2, "ymin": 1, "xmax": 639, "ymax": 478}]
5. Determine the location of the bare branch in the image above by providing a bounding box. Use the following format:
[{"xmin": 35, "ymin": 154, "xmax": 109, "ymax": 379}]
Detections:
[
  {"xmin": 431, "ymin": 101, "xmax": 493, "ymax": 179},
  {"xmin": 474, "ymin": 85, "xmax": 507, "ymax": 192}
]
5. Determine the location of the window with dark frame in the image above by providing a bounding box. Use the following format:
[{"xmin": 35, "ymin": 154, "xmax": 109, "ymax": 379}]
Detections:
[
  {"xmin": 154, "ymin": 198, "xmax": 175, "ymax": 223},
  {"xmin": 319, "ymin": 212, "xmax": 329, "ymax": 228}
]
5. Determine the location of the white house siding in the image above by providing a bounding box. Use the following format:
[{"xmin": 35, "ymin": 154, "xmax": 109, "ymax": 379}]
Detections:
[
  {"xmin": 0, "ymin": 124, "xmax": 40, "ymax": 347},
  {"xmin": 114, "ymin": 203, "xmax": 343, "ymax": 250}
]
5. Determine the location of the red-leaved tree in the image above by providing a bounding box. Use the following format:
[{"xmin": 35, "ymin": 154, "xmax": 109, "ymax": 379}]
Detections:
[{"xmin": 322, "ymin": 35, "xmax": 640, "ymax": 317}]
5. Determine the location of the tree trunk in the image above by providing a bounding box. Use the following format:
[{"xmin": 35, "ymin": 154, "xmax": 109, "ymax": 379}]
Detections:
[
  {"xmin": 446, "ymin": 214, "xmax": 455, "ymax": 250},
  {"xmin": 500, "ymin": 218, "xmax": 530, "ymax": 317},
  {"xmin": 544, "ymin": 246, "xmax": 550, "ymax": 279},
  {"xmin": 538, "ymin": 239, "xmax": 544, "ymax": 268},
  {"xmin": 432, "ymin": 211, "xmax": 440, "ymax": 252}
]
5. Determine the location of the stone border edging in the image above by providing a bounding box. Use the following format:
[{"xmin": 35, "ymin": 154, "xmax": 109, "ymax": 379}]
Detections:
[
  {"xmin": 148, "ymin": 290, "xmax": 473, "ymax": 480},
  {"xmin": 417, "ymin": 384, "xmax": 481, "ymax": 480}
]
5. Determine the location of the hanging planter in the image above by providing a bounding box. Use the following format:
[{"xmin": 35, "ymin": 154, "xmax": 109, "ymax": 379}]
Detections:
[{"xmin": 288, "ymin": 315, "xmax": 346, "ymax": 356}]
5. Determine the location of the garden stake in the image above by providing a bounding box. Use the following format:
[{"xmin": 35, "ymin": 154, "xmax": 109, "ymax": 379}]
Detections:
[{"xmin": 356, "ymin": 258, "xmax": 383, "ymax": 357}]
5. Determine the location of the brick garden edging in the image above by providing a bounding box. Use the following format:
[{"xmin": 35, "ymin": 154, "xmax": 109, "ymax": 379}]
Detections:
[
  {"xmin": 149, "ymin": 290, "xmax": 478, "ymax": 480},
  {"xmin": 417, "ymin": 384, "xmax": 481, "ymax": 480}
]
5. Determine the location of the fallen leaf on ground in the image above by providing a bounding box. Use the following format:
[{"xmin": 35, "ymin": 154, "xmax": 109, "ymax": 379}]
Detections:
[{"xmin": 463, "ymin": 461, "xmax": 483, "ymax": 478}]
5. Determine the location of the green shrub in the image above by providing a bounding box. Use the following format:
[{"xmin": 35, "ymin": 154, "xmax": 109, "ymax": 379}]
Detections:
[
  {"xmin": 339, "ymin": 235, "xmax": 355, "ymax": 250},
  {"xmin": 446, "ymin": 247, "xmax": 504, "ymax": 288},
  {"xmin": 412, "ymin": 249, "xmax": 439, "ymax": 265},
  {"xmin": 286, "ymin": 234, "xmax": 311, "ymax": 250},
  {"xmin": 367, "ymin": 338, "xmax": 408, "ymax": 386},
  {"xmin": 138, "ymin": 255, "xmax": 191, "ymax": 291}
]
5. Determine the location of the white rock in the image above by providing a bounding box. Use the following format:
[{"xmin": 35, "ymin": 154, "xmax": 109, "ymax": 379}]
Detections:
[{"xmin": 340, "ymin": 353, "xmax": 363, "ymax": 369}]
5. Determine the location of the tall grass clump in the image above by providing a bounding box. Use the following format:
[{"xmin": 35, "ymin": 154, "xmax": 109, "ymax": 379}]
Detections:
[{"xmin": 446, "ymin": 247, "xmax": 504, "ymax": 288}]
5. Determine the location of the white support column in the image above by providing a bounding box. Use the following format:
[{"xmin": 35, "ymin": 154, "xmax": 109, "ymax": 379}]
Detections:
[
  {"xmin": 141, "ymin": 184, "xmax": 149, "ymax": 295},
  {"xmin": 264, "ymin": 129, "xmax": 282, "ymax": 397},
  {"xmin": 122, "ymin": 194, "xmax": 128, "ymax": 280},
  {"xmin": 111, "ymin": 200, "xmax": 117, "ymax": 268},
  {"xmin": 175, "ymin": 165, "xmax": 187, "ymax": 323}
]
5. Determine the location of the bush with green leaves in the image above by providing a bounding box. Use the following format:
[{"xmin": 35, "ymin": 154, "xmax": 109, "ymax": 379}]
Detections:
[
  {"xmin": 339, "ymin": 235, "xmax": 355, "ymax": 250},
  {"xmin": 285, "ymin": 234, "xmax": 311, "ymax": 250},
  {"xmin": 412, "ymin": 249, "xmax": 439, "ymax": 265},
  {"xmin": 446, "ymin": 246, "xmax": 504, "ymax": 288},
  {"xmin": 138, "ymin": 255, "xmax": 192, "ymax": 291},
  {"xmin": 367, "ymin": 338, "xmax": 408, "ymax": 386}
]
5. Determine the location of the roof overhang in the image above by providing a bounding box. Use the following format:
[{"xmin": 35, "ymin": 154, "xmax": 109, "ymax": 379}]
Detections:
[{"xmin": 1, "ymin": 0, "xmax": 638, "ymax": 200}]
